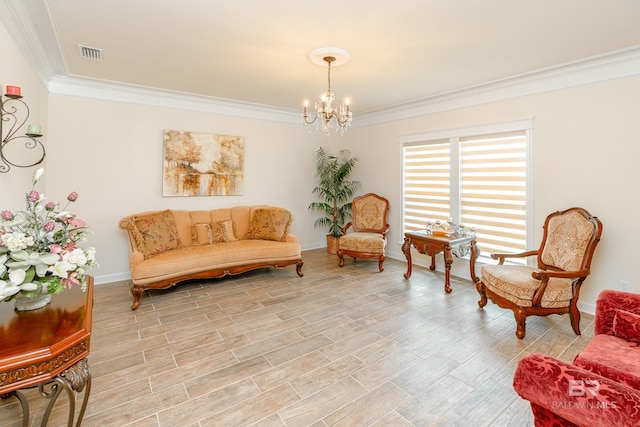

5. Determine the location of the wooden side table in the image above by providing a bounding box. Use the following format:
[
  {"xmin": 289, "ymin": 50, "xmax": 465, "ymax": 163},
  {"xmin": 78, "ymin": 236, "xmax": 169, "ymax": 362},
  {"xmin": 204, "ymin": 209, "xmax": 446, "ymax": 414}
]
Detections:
[
  {"xmin": 402, "ymin": 231, "xmax": 478, "ymax": 293},
  {"xmin": 0, "ymin": 277, "xmax": 94, "ymax": 426}
]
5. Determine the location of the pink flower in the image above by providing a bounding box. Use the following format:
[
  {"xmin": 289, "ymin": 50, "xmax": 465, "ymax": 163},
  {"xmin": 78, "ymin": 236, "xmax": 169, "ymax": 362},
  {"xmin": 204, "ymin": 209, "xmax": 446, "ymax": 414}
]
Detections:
[
  {"xmin": 67, "ymin": 192, "xmax": 78, "ymax": 202},
  {"xmin": 44, "ymin": 220, "xmax": 56, "ymax": 232},
  {"xmin": 45, "ymin": 201, "xmax": 55, "ymax": 211},
  {"xmin": 28, "ymin": 190, "xmax": 40, "ymax": 202},
  {"xmin": 69, "ymin": 217, "xmax": 86, "ymax": 228},
  {"xmin": 49, "ymin": 244, "xmax": 62, "ymax": 253},
  {"xmin": 62, "ymin": 276, "xmax": 79, "ymax": 289},
  {"xmin": 1, "ymin": 210, "xmax": 14, "ymax": 220}
]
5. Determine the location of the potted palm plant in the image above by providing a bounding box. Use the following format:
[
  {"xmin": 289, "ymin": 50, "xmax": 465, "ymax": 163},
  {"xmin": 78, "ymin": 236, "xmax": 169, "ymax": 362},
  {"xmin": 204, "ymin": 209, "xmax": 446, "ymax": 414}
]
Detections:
[{"xmin": 309, "ymin": 147, "xmax": 361, "ymax": 254}]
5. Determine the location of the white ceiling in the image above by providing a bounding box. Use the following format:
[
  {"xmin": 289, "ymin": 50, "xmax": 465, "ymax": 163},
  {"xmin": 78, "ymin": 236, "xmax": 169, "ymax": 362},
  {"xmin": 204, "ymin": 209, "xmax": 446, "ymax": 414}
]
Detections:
[{"xmin": 6, "ymin": 0, "xmax": 640, "ymax": 114}]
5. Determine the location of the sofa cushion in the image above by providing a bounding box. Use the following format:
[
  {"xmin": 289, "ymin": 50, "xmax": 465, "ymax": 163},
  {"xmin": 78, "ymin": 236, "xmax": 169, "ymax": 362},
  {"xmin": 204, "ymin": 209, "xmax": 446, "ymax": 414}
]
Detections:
[
  {"xmin": 573, "ymin": 334, "xmax": 640, "ymax": 390},
  {"xmin": 129, "ymin": 210, "xmax": 181, "ymax": 258},
  {"xmin": 129, "ymin": 240, "xmax": 301, "ymax": 284},
  {"xmin": 613, "ymin": 309, "xmax": 640, "ymax": 344},
  {"xmin": 248, "ymin": 208, "xmax": 292, "ymax": 242}
]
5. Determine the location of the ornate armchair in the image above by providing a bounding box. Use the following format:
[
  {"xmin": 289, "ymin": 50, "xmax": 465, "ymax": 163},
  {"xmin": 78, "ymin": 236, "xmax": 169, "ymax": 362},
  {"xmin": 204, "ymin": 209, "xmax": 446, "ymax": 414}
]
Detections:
[
  {"xmin": 337, "ymin": 193, "xmax": 390, "ymax": 272},
  {"xmin": 472, "ymin": 207, "xmax": 602, "ymax": 339}
]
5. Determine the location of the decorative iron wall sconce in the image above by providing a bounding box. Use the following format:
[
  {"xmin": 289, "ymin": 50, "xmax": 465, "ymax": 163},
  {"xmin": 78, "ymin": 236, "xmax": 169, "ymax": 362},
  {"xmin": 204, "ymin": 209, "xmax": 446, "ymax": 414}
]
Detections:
[{"xmin": 0, "ymin": 85, "xmax": 45, "ymax": 173}]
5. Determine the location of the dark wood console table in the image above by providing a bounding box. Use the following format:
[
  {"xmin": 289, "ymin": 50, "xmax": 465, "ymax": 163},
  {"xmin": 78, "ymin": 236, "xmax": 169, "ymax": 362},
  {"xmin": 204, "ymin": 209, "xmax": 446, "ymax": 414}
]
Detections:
[
  {"xmin": 402, "ymin": 231, "xmax": 478, "ymax": 293},
  {"xmin": 0, "ymin": 276, "xmax": 93, "ymax": 426}
]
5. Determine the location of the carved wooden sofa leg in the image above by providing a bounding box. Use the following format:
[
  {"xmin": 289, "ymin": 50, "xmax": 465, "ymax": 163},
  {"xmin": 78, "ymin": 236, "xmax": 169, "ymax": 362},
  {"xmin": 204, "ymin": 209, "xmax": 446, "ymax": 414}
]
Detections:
[
  {"xmin": 296, "ymin": 259, "xmax": 305, "ymax": 277},
  {"xmin": 130, "ymin": 287, "xmax": 144, "ymax": 310}
]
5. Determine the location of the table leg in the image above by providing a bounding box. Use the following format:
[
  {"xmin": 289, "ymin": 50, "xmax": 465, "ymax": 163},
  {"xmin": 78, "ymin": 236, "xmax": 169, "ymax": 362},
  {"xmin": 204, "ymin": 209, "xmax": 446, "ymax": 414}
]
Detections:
[
  {"xmin": 469, "ymin": 239, "xmax": 479, "ymax": 283},
  {"xmin": 443, "ymin": 245, "xmax": 453, "ymax": 293},
  {"xmin": 429, "ymin": 255, "xmax": 436, "ymax": 271},
  {"xmin": 402, "ymin": 237, "xmax": 413, "ymax": 279}
]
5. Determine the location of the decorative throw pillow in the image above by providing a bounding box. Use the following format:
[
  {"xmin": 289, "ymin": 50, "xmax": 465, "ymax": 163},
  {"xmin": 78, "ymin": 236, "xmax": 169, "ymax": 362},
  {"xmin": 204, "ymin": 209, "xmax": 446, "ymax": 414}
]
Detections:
[
  {"xmin": 613, "ymin": 309, "xmax": 640, "ymax": 343},
  {"xmin": 218, "ymin": 219, "xmax": 238, "ymax": 242},
  {"xmin": 248, "ymin": 208, "xmax": 292, "ymax": 242},
  {"xmin": 192, "ymin": 222, "xmax": 212, "ymax": 245},
  {"xmin": 210, "ymin": 221, "xmax": 229, "ymax": 243},
  {"xmin": 129, "ymin": 210, "xmax": 181, "ymax": 259}
]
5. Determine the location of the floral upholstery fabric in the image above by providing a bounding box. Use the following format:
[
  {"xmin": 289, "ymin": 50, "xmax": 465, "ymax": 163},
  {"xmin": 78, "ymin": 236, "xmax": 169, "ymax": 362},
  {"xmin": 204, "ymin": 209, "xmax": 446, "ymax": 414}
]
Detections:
[
  {"xmin": 541, "ymin": 211, "xmax": 595, "ymax": 271},
  {"xmin": 338, "ymin": 232, "xmax": 386, "ymax": 254},
  {"xmin": 248, "ymin": 208, "xmax": 292, "ymax": 242},
  {"xmin": 595, "ymin": 290, "xmax": 640, "ymax": 336},
  {"xmin": 129, "ymin": 210, "xmax": 181, "ymax": 259},
  {"xmin": 514, "ymin": 353, "xmax": 640, "ymax": 427},
  {"xmin": 212, "ymin": 220, "xmax": 237, "ymax": 242},
  {"xmin": 514, "ymin": 290, "xmax": 640, "ymax": 426},
  {"xmin": 574, "ymin": 334, "xmax": 640, "ymax": 390},
  {"xmin": 352, "ymin": 195, "xmax": 388, "ymax": 232},
  {"xmin": 481, "ymin": 264, "xmax": 573, "ymax": 308},
  {"xmin": 613, "ymin": 310, "xmax": 640, "ymax": 344}
]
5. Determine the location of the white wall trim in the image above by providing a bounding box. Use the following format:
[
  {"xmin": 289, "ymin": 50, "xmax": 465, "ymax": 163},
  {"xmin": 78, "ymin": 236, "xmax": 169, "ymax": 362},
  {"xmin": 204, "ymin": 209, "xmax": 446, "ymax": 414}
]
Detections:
[
  {"xmin": 48, "ymin": 75, "xmax": 302, "ymax": 124},
  {"xmin": 356, "ymin": 45, "xmax": 640, "ymax": 127}
]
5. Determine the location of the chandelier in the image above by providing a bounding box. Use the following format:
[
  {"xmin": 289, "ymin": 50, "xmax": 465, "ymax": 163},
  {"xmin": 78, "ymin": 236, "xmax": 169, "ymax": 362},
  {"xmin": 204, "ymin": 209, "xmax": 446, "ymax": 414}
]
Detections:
[{"xmin": 302, "ymin": 48, "xmax": 352, "ymax": 135}]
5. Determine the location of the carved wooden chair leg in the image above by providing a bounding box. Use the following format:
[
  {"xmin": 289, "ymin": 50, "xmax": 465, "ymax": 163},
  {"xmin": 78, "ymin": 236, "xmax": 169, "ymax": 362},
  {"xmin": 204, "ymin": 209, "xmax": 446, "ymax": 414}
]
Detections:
[
  {"xmin": 476, "ymin": 282, "xmax": 488, "ymax": 308},
  {"xmin": 569, "ymin": 303, "xmax": 582, "ymax": 336},
  {"xmin": 378, "ymin": 256, "xmax": 385, "ymax": 272},
  {"xmin": 515, "ymin": 308, "xmax": 527, "ymax": 339},
  {"xmin": 337, "ymin": 251, "xmax": 345, "ymax": 267}
]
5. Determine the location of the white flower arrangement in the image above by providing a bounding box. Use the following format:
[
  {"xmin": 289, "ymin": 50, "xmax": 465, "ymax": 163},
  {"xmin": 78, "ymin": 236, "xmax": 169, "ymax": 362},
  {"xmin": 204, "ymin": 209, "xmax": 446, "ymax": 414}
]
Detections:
[{"xmin": 0, "ymin": 168, "xmax": 98, "ymax": 301}]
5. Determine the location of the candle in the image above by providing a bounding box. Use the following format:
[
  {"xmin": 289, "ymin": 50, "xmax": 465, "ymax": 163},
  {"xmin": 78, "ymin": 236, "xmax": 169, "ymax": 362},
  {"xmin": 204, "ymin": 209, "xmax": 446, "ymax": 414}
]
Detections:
[
  {"xmin": 26, "ymin": 124, "xmax": 41, "ymax": 135},
  {"xmin": 6, "ymin": 85, "xmax": 21, "ymax": 96}
]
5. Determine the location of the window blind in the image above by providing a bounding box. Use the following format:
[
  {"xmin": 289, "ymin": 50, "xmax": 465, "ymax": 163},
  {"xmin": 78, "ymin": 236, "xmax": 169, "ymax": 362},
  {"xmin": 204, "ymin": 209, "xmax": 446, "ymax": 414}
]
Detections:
[
  {"xmin": 403, "ymin": 140, "xmax": 450, "ymax": 232},
  {"xmin": 402, "ymin": 129, "xmax": 527, "ymax": 264}
]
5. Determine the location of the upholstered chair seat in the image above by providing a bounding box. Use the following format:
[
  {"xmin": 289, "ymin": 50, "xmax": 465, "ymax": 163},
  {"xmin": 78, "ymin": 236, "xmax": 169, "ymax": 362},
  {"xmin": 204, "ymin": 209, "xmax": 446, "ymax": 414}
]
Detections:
[
  {"xmin": 337, "ymin": 193, "xmax": 390, "ymax": 272},
  {"xmin": 472, "ymin": 207, "xmax": 602, "ymax": 339},
  {"xmin": 481, "ymin": 264, "xmax": 574, "ymax": 308}
]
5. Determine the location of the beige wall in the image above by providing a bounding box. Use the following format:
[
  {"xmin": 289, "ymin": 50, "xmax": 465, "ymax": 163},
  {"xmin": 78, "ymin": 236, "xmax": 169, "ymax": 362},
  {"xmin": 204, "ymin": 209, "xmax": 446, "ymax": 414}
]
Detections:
[
  {"xmin": 45, "ymin": 95, "xmax": 342, "ymax": 283},
  {"xmin": 3, "ymin": 18, "xmax": 639, "ymax": 312},
  {"xmin": 347, "ymin": 76, "xmax": 640, "ymax": 311},
  {"xmin": 0, "ymin": 22, "xmax": 48, "ymax": 202}
]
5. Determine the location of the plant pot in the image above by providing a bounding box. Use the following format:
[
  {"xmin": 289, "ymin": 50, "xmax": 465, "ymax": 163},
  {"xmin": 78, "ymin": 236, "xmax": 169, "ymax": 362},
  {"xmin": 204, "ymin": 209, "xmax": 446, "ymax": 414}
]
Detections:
[
  {"xmin": 326, "ymin": 235, "xmax": 339, "ymax": 255},
  {"xmin": 14, "ymin": 292, "xmax": 52, "ymax": 311}
]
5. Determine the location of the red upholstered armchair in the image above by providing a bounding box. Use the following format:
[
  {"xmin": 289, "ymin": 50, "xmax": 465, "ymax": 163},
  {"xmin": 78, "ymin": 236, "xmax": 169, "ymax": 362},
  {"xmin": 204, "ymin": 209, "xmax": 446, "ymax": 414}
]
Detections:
[{"xmin": 513, "ymin": 290, "xmax": 640, "ymax": 426}]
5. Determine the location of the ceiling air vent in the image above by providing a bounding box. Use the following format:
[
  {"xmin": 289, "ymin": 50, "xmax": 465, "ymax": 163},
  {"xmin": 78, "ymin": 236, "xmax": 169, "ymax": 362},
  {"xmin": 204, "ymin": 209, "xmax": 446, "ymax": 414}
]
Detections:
[{"xmin": 78, "ymin": 44, "xmax": 103, "ymax": 61}]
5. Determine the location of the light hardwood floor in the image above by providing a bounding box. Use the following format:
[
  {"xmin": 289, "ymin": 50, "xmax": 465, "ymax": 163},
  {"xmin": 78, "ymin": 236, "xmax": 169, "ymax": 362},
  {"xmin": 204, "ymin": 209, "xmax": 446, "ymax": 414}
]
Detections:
[{"xmin": 1, "ymin": 249, "xmax": 595, "ymax": 426}]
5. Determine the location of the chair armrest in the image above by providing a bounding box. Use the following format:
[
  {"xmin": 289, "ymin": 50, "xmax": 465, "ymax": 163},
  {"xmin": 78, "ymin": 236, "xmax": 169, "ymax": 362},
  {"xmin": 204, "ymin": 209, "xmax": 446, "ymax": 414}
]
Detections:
[
  {"xmin": 339, "ymin": 222, "xmax": 353, "ymax": 235},
  {"xmin": 514, "ymin": 353, "xmax": 640, "ymax": 427},
  {"xmin": 595, "ymin": 290, "xmax": 640, "ymax": 335},
  {"xmin": 531, "ymin": 268, "xmax": 590, "ymax": 280},
  {"xmin": 491, "ymin": 250, "xmax": 538, "ymax": 265},
  {"xmin": 380, "ymin": 224, "xmax": 390, "ymax": 238}
]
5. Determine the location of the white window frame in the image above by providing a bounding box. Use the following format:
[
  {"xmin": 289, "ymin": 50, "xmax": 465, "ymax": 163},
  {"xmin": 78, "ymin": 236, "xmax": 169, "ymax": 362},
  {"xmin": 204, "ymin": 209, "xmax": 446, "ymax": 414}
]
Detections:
[{"xmin": 399, "ymin": 119, "xmax": 534, "ymax": 264}]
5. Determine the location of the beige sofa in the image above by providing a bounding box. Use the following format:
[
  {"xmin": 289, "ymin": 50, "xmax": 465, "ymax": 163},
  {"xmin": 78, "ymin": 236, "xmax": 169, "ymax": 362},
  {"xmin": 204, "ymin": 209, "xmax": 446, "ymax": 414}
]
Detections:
[{"xmin": 119, "ymin": 206, "xmax": 303, "ymax": 309}]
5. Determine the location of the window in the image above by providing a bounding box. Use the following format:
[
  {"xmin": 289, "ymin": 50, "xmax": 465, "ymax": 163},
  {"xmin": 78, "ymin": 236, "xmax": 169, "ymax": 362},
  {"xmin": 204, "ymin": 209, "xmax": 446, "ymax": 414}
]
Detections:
[{"xmin": 401, "ymin": 120, "xmax": 532, "ymax": 264}]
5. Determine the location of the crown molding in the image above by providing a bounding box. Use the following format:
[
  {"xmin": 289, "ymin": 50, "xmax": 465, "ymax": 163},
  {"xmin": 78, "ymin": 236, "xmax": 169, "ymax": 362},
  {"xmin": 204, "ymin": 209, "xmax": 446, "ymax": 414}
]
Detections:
[
  {"xmin": 356, "ymin": 45, "xmax": 640, "ymax": 127},
  {"xmin": 3, "ymin": 0, "xmax": 639, "ymax": 127},
  {"xmin": 48, "ymin": 75, "xmax": 302, "ymax": 124}
]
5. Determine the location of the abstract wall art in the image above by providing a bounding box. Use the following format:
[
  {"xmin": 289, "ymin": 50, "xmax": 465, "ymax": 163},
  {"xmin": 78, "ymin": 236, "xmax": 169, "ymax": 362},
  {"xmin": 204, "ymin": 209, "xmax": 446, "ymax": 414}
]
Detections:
[{"xmin": 162, "ymin": 130, "xmax": 245, "ymax": 197}]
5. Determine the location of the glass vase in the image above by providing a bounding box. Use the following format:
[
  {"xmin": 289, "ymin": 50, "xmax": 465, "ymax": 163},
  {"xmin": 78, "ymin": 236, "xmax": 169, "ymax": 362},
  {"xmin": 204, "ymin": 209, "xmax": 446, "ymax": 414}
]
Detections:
[{"xmin": 14, "ymin": 292, "xmax": 52, "ymax": 311}]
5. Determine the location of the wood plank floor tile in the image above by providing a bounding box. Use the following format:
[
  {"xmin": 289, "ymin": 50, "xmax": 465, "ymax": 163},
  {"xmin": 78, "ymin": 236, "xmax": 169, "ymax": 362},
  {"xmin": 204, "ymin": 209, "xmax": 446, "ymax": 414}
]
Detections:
[{"xmin": 1, "ymin": 249, "xmax": 600, "ymax": 426}]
